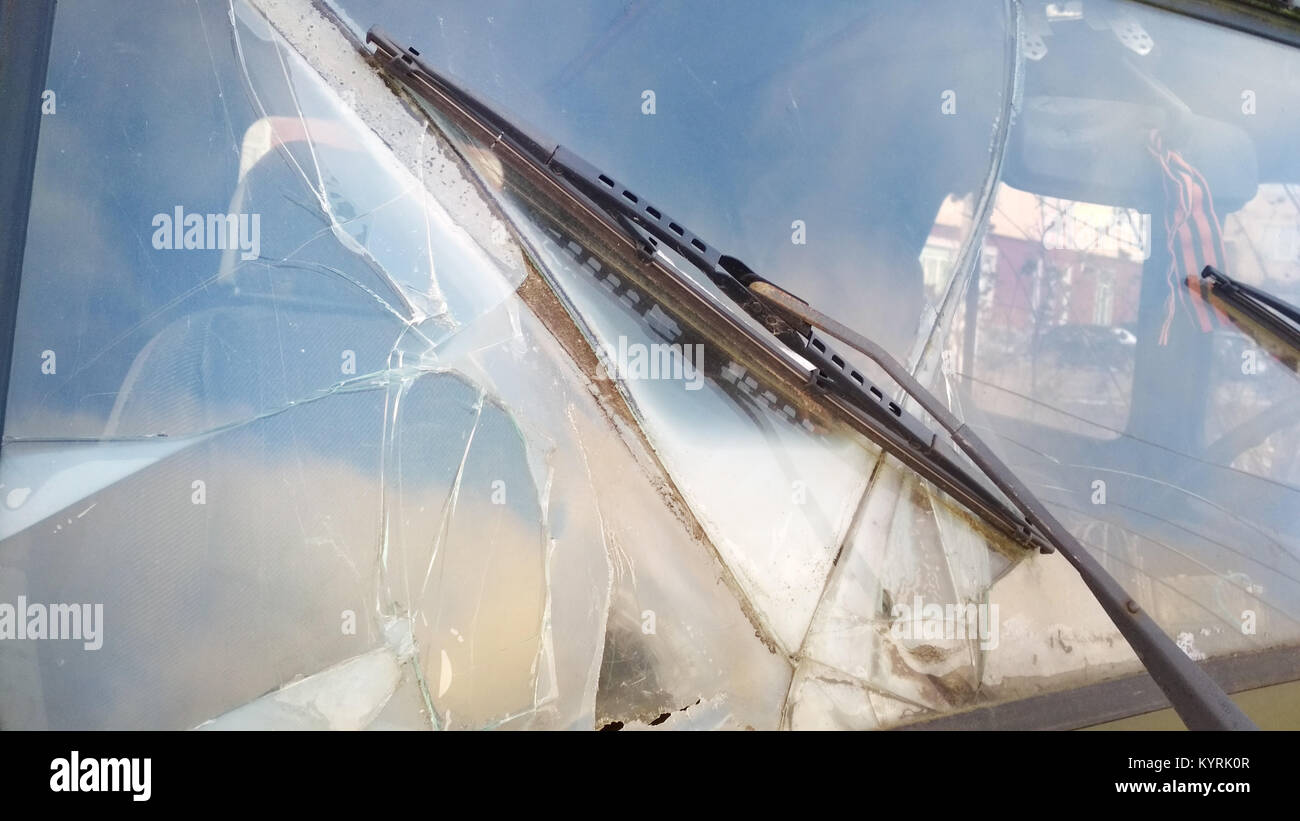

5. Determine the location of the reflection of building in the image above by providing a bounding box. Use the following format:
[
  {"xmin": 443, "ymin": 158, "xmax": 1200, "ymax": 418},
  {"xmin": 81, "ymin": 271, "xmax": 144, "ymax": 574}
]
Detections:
[
  {"xmin": 923, "ymin": 186, "xmax": 1147, "ymax": 332},
  {"xmin": 918, "ymin": 197, "xmax": 967, "ymax": 304},
  {"xmin": 920, "ymin": 183, "xmax": 1300, "ymax": 334},
  {"xmin": 920, "ymin": 240, "xmax": 958, "ymax": 299}
]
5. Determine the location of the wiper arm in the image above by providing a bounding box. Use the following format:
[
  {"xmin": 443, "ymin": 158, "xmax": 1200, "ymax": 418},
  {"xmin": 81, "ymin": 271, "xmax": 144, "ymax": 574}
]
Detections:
[
  {"xmin": 367, "ymin": 28, "xmax": 1256, "ymax": 730},
  {"xmin": 1203, "ymin": 265, "xmax": 1300, "ymax": 364}
]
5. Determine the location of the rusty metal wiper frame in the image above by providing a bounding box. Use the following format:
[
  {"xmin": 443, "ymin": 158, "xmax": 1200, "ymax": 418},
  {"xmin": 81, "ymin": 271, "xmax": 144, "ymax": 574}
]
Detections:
[{"xmin": 366, "ymin": 27, "xmax": 1256, "ymax": 730}]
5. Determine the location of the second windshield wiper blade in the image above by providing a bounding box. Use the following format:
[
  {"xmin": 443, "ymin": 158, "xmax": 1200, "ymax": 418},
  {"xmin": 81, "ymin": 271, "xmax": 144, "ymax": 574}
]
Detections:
[
  {"xmin": 1203, "ymin": 264, "xmax": 1300, "ymax": 361},
  {"xmin": 366, "ymin": 27, "xmax": 1256, "ymax": 730}
]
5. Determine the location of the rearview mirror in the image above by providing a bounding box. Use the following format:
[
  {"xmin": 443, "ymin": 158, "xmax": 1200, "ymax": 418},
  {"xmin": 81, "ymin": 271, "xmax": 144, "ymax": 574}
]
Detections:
[{"xmin": 1003, "ymin": 96, "xmax": 1259, "ymax": 213}]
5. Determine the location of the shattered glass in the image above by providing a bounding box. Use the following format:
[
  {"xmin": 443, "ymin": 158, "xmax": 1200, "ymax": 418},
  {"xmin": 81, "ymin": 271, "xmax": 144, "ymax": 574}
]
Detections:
[
  {"xmin": 0, "ymin": 0, "xmax": 796, "ymax": 731},
  {"xmin": 4, "ymin": 0, "xmax": 1298, "ymax": 731}
]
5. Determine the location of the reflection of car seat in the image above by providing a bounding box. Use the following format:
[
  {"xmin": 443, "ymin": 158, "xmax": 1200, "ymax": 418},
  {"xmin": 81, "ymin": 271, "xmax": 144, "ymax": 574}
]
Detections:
[
  {"xmin": 104, "ymin": 124, "xmax": 414, "ymax": 439},
  {"xmin": 104, "ymin": 309, "xmax": 248, "ymax": 438},
  {"xmin": 104, "ymin": 300, "xmax": 399, "ymax": 438}
]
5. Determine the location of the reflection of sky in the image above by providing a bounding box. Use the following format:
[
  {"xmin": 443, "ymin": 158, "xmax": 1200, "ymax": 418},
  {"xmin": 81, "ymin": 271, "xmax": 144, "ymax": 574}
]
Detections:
[
  {"xmin": 5, "ymin": 0, "xmax": 519, "ymax": 441},
  {"xmin": 336, "ymin": 0, "xmax": 1009, "ymax": 356},
  {"xmin": 7, "ymin": 1, "xmax": 254, "ymax": 435},
  {"xmin": 8, "ymin": 1, "xmax": 296, "ymax": 437}
]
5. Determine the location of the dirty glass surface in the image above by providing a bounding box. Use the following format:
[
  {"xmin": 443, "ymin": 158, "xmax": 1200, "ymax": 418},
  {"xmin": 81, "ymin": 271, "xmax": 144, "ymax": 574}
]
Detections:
[{"xmin": 4, "ymin": 0, "xmax": 1298, "ymax": 731}]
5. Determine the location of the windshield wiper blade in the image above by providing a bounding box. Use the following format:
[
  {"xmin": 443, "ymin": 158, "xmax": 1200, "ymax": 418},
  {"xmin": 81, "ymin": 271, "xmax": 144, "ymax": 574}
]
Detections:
[
  {"xmin": 365, "ymin": 30, "xmax": 1046, "ymax": 557},
  {"xmin": 1203, "ymin": 265, "xmax": 1300, "ymax": 360},
  {"xmin": 367, "ymin": 27, "xmax": 1256, "ymax": 730}
]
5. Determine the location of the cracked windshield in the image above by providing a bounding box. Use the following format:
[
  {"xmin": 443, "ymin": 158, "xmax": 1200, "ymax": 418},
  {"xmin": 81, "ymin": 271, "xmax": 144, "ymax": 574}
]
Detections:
[{"xmin": 1, "ymin": 0, "xmax": 1298, "ymax": 734}]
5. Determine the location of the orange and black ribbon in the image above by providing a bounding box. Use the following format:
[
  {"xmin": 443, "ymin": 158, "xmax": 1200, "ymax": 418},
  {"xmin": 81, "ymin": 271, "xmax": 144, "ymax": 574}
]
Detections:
[{"xmin": 1147, "ymin": 129, "xmax": 1230, "ymax": 345}]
